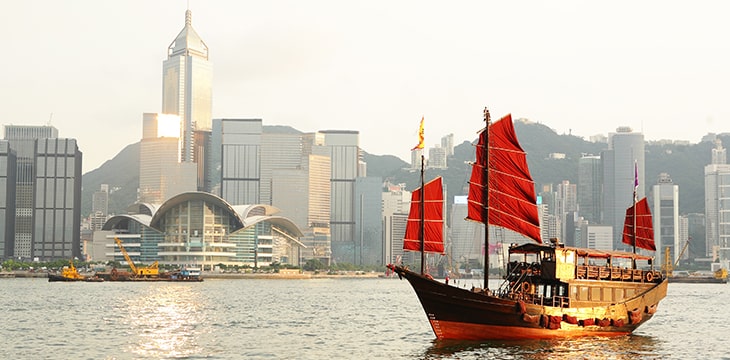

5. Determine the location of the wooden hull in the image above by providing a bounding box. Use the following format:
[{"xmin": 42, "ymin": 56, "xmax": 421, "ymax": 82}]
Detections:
[{"xmin": 390, "ymin": 266, "xmax": 667, "ymax": 341}]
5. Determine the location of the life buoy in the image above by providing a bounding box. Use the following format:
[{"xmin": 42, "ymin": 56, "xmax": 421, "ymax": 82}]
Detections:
[
  {"xmin": 522, "ymin": 282, "xmax": 530, "ymax": 293},
  {"xmin": 645, "ymin": 271, "xmax": 653, "ymax": 282}
]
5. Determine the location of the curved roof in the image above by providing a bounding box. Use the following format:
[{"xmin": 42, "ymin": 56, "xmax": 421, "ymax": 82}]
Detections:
[
  {"xmin": 102, "ymin": 214, "xmax": 152, "ymax": 231},
  {"xmin": 126, "ymin": 202, "xmax": 159, "ymax": 216},
  {"xmin": 241, "ymin": 215, "xmax": 303, "ymax": 237},
  {"xmin": 231, "ymin": 204, "xmax": 281, "ymax": 218},
  {"xmin": 103, "ymin": 192, "xmax": 303, "ymax": 240},
  {"xmin": 149, "ymin": 191, "xmax": 245, "ymax": 230}
]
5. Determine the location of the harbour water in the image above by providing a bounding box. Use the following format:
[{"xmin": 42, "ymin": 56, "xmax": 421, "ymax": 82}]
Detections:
[{"xmin": 1, "ymin": 276, "xmax": 727, "ymax": 359}]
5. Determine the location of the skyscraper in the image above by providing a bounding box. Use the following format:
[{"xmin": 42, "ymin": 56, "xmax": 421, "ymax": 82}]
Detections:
[
  {"xmin": 162, "ymin": 9, "xmax": 212, "ymax": 164},
  {"xmin": 261, "ymin": 129, "xmax": 305, "ymax": 205},
  {"xmin": 0, "ymin": 141, "xmax": 16, "ymax": 258},
  {"xmin": 601, "ymin": 127, "xmax": 645, "ymax": 250},
  {"xmin": 556, "ymin": 180, "xmax": 577, "ymax": 246},
  {"xmin": 354, "ymin": 177, "xmax": 383, "ymax": 266},
  {"xmin": 653, "ymin": 173, "xmax": 679, "ymax": 267},
  {"xmin": 140, "ymin": 9, "xmax": 212, "ymax": 203},
  {"xmin": 704, "ymin": 139, "xmax": 730, "ymax": 260},
  {"xmin": 90, "ymin": 184, "xmax": 109, "ymax": 231},
  {"xmin": 322, "ymin": 130, "xmax": 360, "ymax": 264},
  {"xmin": 3, "ymin": 125, "xmax": 82, "ymax": 260},
  {"xmin": 214, "ymin": 118, "xmax": 262, "ymax": 205},
  {"xmin": 578, "ymin": 155, "xmax": 602, "ymax": 224},
  {"xmin": 382, "ymin": 182, "xmax": 410, "ymax": 265},
  {"xmin": 139, "ymin": 113, "xmax": 197, "ymax": 204},
  {"xmin": 441, "ymin": 133, "xmax": 454, "ymax": 156}
]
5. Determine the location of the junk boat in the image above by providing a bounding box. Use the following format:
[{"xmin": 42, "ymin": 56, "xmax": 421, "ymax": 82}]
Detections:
[{"xmin": 387, "ymin": 109, "xmax": 667, "ymax": 340}]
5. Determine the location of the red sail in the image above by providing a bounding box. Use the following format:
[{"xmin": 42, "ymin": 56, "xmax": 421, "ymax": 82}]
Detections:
[
  {"xmin": 467, "ymin": 114, "xmax": 542, "ymax": 243},
  {"xmin": 622, "ymin": 197, "xmax": 656, "ymax": 251},
  {"xmin": 404, "ymin": 177, "xmax": 445, "ymax": 253}
]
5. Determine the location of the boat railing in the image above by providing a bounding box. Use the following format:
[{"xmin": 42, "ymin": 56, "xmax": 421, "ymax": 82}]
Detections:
[{"xmin": 575, "ymin": 265, "xmax": 661, "ymax": 283}]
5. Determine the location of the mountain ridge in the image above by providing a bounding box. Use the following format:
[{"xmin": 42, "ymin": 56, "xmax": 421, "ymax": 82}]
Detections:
[{"xmin": 81, "ymin": 123, "xmax": 726, "ymax": 220}]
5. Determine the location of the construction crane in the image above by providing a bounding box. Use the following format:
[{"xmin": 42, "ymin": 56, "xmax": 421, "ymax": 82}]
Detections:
[
  {"xmin": 114, "ymin": 237, "xmax": 159, "ymax": 278},
  {"xmin": 663, "ymin": 238, "xmax": 691, "ymax": 277}
]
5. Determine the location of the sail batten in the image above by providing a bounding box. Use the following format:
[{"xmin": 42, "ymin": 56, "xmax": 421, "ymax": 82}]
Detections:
[
  {"xmin": 404, "ymin": 176, "xmax": 444, "ymax": 254},
  {"xmin": 622, "ymin": 197, "xmax": 656, "ymax": 251},
  {"xmin": 466, "ymin": 114, "xmax": 542, "ymax": 243}
]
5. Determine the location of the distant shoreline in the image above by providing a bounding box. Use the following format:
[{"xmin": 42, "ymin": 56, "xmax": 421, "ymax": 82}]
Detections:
[
  {"xmin": 203, "ymin": 271, "xmax": 383, "ymax": 280},
  {"xmin": 3, "ymin": 270, "xmax": 385, "ymax": 280}
]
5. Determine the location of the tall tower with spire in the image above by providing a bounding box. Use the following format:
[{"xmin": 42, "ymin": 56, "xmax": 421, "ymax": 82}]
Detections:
[{"xmin": 162, "ymin": 9, "xmax": 213, "ymax": 163}]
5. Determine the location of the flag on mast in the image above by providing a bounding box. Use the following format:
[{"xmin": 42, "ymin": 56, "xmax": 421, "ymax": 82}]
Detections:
[
  {"xmin": 412, "ymin": 116, "xmax": 424, "ymax": 150},
  {"xmin": 633, "ymin": 160, "xmax": 639, "ymax": 202}
]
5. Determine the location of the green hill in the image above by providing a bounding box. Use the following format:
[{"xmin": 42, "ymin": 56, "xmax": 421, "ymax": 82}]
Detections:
[{"xmin": 82, "ymin": 123, "xmax": 726, "ymax": 219}]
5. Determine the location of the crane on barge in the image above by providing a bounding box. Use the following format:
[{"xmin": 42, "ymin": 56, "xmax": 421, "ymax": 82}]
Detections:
[{"xmin": 114, "ymin": 237, "xmax": 159, "ymax": 278}]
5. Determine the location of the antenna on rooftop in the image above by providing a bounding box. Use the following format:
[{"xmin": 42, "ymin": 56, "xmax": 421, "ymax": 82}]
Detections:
[{"xmin": 47, "ymin": 113, "xmax": 53, "ymax": 126}]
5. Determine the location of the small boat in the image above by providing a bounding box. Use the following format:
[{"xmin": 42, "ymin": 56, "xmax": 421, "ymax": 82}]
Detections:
[
  {"xmin": 668, "ymin": 269, "xmax": 728, "ymax": 284},
  {"xmin": 48, "ymin": 260, "xmax": 104, "ymax": 282},
  {"xmin": 95, "ymin": 266, "xmax": 203, "ymax": 282},
  {"xmin": 662, "ymin": 238, "xmax": 728, "ymax": 284},
  {"xmin": 164, "ymin": 266, "xmax": 204, "ymax": 282},
  {"xmin": 387, "ymin": 109, "xmax": 667, "ymax": 340}
]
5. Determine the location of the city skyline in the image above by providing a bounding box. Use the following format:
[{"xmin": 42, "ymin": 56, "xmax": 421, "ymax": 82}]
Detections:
[{"xmin": 5, "ymin": 1, "xmax": 730, "ymax": 174}]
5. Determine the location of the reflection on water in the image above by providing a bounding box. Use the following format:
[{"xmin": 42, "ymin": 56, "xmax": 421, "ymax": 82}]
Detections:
[
  {"xmin": 0, "ymin": 279, "xmax": 726, "ymax": 359},
  {"xmin": 118, "ymin": 285, "xmax": 208, "ymax": 358},
  {"xmin": 424, "ymin": 334, "xmax": 662, "ymax": 360}
]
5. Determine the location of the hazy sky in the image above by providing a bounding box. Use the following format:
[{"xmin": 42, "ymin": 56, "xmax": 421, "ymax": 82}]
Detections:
[{"xmin": 4, "ymin": 1, "xmax": 730, "ymax": 173}]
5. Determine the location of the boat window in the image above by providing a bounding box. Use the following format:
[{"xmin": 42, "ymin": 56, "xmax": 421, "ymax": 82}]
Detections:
[
  {"xmin": 603, "ymin": 288, "xmax": 612, "ymax": 302},
  {"xmin": 590, "ymin": 287, "xmax": 601, "ymax": 301},
  {"xmin": 541, "ymin": 284, "xmax": 551, "ymax": 298},
  {"xmin": 578, "ymin": 286, "xmax": 588, "ymax": 301},
  {"xmin": 614, "ymin": 288, "xmax": 624, "ymax": 302},
  {"xmin": 556, "ymin": 284, "xmax": 567, "ymax": 297}
]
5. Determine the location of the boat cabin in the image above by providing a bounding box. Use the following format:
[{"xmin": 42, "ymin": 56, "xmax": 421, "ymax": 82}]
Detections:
[{"xmin": 501, "ymin": 241, "xmax": 662, "ymax": 308}]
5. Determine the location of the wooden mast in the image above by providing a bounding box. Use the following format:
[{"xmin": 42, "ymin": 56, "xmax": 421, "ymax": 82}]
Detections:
[
  {"xmin": 632, "ymin": 160, "xmax": 638, "ymax": 269},
  {"xmin": 419, "ymin": 153, "xmax": 426, "ymax": 275},
  {"xmin": 483, "ymin": 107, "xmax": 491, "ymax": 289}
]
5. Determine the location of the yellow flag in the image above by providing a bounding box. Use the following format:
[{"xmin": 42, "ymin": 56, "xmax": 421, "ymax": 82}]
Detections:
[{"xmin": 412, "ymin": 116, "xmax": 424, "ymax": 150}]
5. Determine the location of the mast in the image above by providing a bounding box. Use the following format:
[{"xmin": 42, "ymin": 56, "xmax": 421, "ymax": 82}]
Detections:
[
  {"xmin": 483, "ymin": 107, "xmax": 491, "ymax": 289},
  {"xmin": 633, "ymin": 160, "xmax": 637, "ymax": 255},
  {"xmin": 419, "ymin": 153, "xmax": 426, "ymax": 275}
]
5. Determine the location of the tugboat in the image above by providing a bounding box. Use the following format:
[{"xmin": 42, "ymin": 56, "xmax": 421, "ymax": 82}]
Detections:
[{"xmin": 48, "ymin": 260, "xmax": 103, "ymax": 282}]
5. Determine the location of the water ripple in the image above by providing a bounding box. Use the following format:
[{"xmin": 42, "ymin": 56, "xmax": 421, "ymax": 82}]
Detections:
[{"xmin": 0, "ymin": 278, "xmax": 726, "ymax": 359}]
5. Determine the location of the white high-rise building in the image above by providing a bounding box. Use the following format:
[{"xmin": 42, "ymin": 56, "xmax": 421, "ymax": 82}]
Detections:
[
  {"xmin": 162, "ymin": 9, "xmax": 212, "ymax": 163},
  {"xmin": 705, "ymin": 139, "xmax": 730, "ymax": 260},
  {"xmin": 382, "ymin": 182, "xmax": 410, "ymax": 265},
  {"xmin": 582, "ymin": 224, "xmax": 613, "ymax": 251},
  {"xmin": 139, "ymin": 113, "xmax": 197, "ymax": 204},
  {"xmin": 441, "ymin": 133, "xmax": 454, "ymax": 156},
  {"xmin": 653, "ymin": 173, "xmax": 679, "ymax": 267}
]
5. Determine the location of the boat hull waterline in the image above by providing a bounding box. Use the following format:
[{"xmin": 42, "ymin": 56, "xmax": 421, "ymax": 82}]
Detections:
[{"xmin": 389, "ymin": 265, "xmax": 668, "ymax": 341}]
